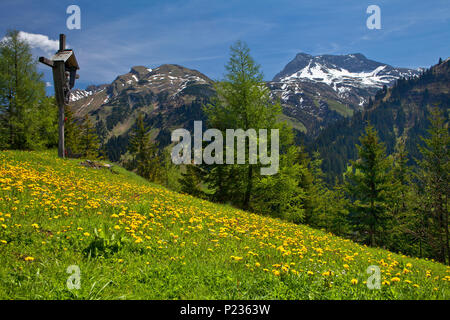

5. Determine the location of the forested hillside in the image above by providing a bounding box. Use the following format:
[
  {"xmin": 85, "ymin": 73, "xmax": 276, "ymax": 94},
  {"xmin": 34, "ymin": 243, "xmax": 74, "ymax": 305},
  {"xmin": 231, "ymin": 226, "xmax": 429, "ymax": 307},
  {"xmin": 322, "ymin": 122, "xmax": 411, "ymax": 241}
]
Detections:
[{"xmin": 312, "ymin": 58, "xmax": 450, "ymax": 182}]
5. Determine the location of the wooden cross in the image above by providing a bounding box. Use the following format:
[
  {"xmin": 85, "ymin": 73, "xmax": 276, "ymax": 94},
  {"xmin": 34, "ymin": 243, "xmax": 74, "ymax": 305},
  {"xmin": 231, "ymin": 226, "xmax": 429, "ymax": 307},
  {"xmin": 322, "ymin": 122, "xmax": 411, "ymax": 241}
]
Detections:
[{"xmin": 39, "ymin": 34, "xmax": 80, "ymax": 158}]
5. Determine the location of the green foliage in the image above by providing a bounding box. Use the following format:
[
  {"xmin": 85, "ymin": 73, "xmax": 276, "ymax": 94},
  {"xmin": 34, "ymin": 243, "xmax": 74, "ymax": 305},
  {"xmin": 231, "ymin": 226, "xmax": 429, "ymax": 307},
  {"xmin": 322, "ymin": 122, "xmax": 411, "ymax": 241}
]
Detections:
[
  {"xmin": 180, "ymin": 164, "xmax": 205, "ymax": 198},
  {"xmin": 202, "ymin": 41, "xmax": 293, "ymax": 211},
  {"xmin": 64, "ymin": 105, "xmax": 82, "ymax": 157},
  {"xmin": 0, "ymin": 30, "xmax": 57, "ymax": 150},
  {"xmin": 252, "ymin": 146, "xmax": 306, "ymax": 223},
  {"xmin": 159, "ymin": 147, "xmax": 182, "ymax": 192},
  {"xmin": 416, "ymin": 107, "xmax": 449, "ymax": 264},
  {"xmin": 345, "ymin": 124, "xmax": 392, "ymax": 246},
  {"xmin": 128, "ymin": 113, "xmax": 160, "ymax": 181},
  {"xmin": 79, "ymin": 115, "xmax": 100, "ymax": 160},
  {"xmin": 83, "ymin": 227, "xmax": 128, "ymax": 259}
]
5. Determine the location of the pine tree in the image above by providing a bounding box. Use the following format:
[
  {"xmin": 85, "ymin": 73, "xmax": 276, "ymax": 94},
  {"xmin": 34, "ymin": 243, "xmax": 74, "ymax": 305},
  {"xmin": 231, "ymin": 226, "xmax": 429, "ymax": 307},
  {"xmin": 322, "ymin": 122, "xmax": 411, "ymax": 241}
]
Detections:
[
  {"xmin": 79, "ymin": 115, "xmax": 100, "ymax": 159},
  {"xmin": 345, "ymin": 124, "xmax": 392, "ymax": 246},
  {"xmin": 417, "ymin": 107, "xmax": 449, "ymax": 264},
  {"xmin": 128, "ymin": 113, "xmax": 159, "ymax": 181},
  {"xmin": 0, "ymin": 30, "xmax": 57, "ymax": 150}
]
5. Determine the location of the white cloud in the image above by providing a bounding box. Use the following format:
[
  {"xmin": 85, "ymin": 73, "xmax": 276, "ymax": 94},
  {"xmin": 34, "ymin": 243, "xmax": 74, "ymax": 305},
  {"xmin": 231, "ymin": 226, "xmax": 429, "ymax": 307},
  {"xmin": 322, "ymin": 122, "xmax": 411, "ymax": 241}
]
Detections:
[
  {"xmin": 1, "ymin": 31, "xmax": 60, "ymax": 55},
  {"xmin": 45, "ymin": 82, "xmax": 52, "ymax": 87},
  {"xmin": 18, "ymin": 31, "xmax": 59, "ymax": 54}
]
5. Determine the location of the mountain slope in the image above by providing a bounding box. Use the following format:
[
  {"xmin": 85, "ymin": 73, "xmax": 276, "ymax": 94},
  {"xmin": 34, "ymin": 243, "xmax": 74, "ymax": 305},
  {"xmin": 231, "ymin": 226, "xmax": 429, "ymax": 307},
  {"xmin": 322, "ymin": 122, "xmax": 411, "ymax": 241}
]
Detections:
[
  {"xmin": 311, "ymin": 58, "xmax": 450, "ymax": 182},
  {"xmin": 71, "ymin": 64, "xmax": 215, "ymax": 161},
  {"xmin": 269, "ymin": 53, "xmax": 421, "ymax": 135},
  {"xmin": 70, "ymin": 54, "xmax": 423, "ymax": 161},
  {"xmin": 1, "ymin": 150, "xmax": 449, "ymax": 299}
]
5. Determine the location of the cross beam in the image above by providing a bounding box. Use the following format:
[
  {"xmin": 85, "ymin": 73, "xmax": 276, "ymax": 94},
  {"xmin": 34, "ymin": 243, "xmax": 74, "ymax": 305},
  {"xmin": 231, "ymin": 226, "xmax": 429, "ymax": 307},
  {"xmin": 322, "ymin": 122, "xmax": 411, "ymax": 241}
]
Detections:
[{"xmin": 39, "ymin": 34, "xmax": 80, "ymax": 158}]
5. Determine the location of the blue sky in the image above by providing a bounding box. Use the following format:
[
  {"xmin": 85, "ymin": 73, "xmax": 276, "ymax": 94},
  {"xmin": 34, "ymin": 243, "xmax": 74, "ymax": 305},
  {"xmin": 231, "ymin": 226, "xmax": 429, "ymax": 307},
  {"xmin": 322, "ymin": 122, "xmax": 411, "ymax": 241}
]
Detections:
[{"xmin": 1, "ymin": 0, "xmax": 449, "ymax": 90}]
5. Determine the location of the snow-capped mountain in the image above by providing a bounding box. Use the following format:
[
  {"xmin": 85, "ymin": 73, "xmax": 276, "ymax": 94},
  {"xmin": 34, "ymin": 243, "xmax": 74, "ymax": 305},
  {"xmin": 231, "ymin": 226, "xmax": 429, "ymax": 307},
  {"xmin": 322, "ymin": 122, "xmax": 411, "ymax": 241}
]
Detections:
[
  {"xmin": 274, "ymin": 53, "xmax": 420, "ymax": 87},
  {"xmin": 269, "ymin": 53, "xmax": 422, "ymax": 134}
]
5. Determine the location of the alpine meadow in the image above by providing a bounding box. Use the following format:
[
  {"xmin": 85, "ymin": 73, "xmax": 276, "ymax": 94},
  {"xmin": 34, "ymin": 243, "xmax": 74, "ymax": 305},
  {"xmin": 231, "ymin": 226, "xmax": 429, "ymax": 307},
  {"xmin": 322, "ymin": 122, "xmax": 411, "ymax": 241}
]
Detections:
[{"xmin": 0, "ymin": 0, "xmax": 449, "ymax": 303}]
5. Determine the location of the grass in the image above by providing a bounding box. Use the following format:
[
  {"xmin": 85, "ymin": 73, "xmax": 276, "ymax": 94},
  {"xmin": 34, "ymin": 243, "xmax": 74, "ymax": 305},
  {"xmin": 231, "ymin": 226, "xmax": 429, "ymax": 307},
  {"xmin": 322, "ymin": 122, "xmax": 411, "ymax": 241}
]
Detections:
[
  {"xmin": 278, "ymin": 114, "xmax": 307, "ymax": 133},
  {"xmin": 326, "ymin": 99, "xmax": 354, "ymax": 117},
  {"xmin": 0, "ymin": 150, "xmax": 449, "ymax": 300}
]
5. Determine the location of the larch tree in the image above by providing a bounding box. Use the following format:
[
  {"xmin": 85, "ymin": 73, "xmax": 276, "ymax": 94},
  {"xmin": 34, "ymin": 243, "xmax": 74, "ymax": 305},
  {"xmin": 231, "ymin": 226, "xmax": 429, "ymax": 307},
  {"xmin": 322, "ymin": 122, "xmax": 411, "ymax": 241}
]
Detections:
[
  {"xmin": 0, "ymin": 30, "xmax": 57, "ymax": 150},
  {"xmin": 203, "ymin": 41, "xmax": 285, "ymax": 210}
]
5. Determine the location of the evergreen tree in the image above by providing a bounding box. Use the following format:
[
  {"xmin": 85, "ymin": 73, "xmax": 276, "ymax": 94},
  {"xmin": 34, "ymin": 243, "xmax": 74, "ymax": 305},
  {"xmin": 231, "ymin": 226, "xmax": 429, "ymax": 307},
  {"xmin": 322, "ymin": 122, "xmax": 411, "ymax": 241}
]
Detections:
[
  {"xmin": 64, "ymin": 105, "xmax": 82, "ymax": 157},
  {"xmin": 79, "ymin": 115, "xmax": 100, "ymax": 159},
  {"xmin": 310, "ymin": 181, "xmax": 350, "ymax": 236},
  {"xmin": 417, "ymin": 107, "xmax": 449, "ymax": 264},
  {"xmin": 345, "ymin": 124, "xmax": 392, "ymax": 246},
  {"xmin": 252, "ymin": 146, "xmax": 306, "ymax": 223},
  {"xmin": 160, "ymin": 147, "xmax": 182, "ymax": 191},
  {"xmin": 385, "ymin": 138, "xmax": 422, "ymax": 256},
  {"xmin": 128, "ymin": 113, "xmax": 159, "ymax": 181},
  {"xmin": 391, "ymin": 139, "xmax": 410, "ymax": 215},
  {"xmin": 179, "ymin": 164, "xmax": 205, "ymax": 198},
  {"xmin": 0, "ymin": 30, "xmax": 57, "ymax": 150}
]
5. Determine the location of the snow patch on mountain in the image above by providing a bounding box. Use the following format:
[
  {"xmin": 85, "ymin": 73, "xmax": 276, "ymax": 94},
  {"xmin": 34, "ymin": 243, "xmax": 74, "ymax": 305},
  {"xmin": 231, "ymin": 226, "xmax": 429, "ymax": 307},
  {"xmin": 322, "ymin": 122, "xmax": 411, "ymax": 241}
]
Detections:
[
  {"xmin": 70, "ymin": 89, "xmax": 93, "ymax": 102},
  {"xmin": 280, "ymin": 63, "xmax": 399, "ymax": 91}
]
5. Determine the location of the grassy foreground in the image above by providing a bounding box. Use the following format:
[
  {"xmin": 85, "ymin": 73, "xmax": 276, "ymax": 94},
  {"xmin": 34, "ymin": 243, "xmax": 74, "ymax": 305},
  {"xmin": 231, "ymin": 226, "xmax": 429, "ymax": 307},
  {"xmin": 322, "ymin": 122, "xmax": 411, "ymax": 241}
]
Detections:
[{"xmin": 0, "ymin": 150, "xmax": 448, "ymax": 300}]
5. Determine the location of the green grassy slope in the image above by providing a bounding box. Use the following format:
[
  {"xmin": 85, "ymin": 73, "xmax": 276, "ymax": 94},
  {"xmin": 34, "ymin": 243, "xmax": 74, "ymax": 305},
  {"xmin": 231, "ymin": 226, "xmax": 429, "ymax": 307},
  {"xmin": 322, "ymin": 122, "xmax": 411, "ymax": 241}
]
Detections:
[{"xmin": 0, "ymin": 150, "xmax": 448, "ymax": 299}]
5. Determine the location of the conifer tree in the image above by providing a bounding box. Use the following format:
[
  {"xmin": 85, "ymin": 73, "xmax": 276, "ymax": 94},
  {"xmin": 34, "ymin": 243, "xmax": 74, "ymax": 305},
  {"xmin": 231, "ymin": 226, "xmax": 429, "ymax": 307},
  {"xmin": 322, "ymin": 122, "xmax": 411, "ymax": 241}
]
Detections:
[
  {"xmin": 417, "ymin": 107, "xmax": 449, "ymax": 264},
  {"xmin": 79, "ymin": 115, "xmax": 100, "ymax": 159},
  {"xmin": 179, "ymin": 164, "xmax": 205, "ymax": 198},
  {"xmin": 345, "ymin": 124, "xmax": 392, "ymax": 246},
  {"xmin": 128, "ymin": 113, "xmax": 159, "ymax": 181},
  {"xmin": 385, "ymin": 138, "xmax": 422, "ymax": 255}
]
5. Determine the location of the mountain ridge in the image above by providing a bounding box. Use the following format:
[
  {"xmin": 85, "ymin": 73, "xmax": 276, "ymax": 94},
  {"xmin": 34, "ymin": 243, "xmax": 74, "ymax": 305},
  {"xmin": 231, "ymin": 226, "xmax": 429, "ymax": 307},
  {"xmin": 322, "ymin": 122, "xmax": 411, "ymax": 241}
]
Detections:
[{"xmin": 69, "ymin": 53, "xmax": 431, "ymax": 163}]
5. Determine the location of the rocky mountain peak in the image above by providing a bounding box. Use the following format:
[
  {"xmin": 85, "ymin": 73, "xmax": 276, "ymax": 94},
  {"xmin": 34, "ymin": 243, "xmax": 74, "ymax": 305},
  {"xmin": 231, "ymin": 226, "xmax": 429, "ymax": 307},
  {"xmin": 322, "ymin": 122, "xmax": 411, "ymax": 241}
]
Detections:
[{"xmin": 130, "ymin": 66, "xmax": 152, "ymax": 78}]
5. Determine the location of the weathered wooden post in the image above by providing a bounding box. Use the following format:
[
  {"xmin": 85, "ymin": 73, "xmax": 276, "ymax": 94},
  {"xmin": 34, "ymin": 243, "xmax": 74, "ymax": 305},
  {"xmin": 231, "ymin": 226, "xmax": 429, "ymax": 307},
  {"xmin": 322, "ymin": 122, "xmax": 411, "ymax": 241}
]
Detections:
[{"xmin": 39, "ymin": 34, "xmax": 79, "ymax": 158}]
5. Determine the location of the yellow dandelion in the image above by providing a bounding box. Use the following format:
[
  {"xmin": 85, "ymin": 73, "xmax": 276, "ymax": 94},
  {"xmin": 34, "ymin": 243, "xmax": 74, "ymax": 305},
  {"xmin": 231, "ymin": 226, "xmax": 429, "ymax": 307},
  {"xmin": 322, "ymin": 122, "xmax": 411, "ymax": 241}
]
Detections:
[{"xmin": 391, "ymin": 277, "xmax": 401, "ymax": 283}]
